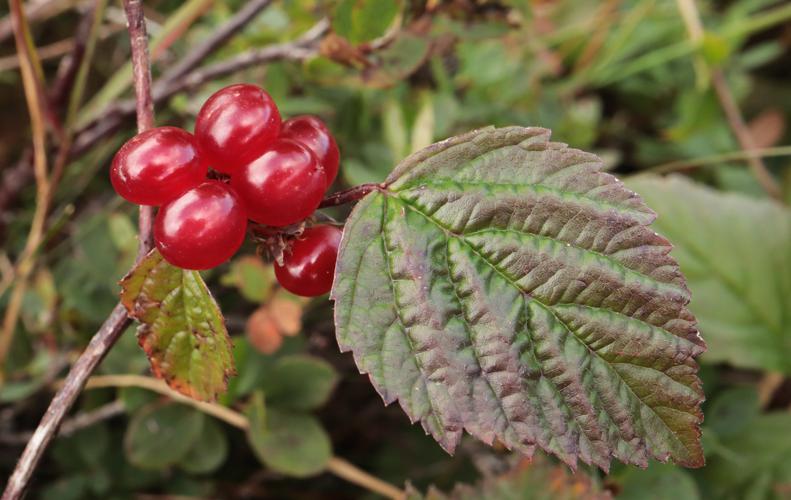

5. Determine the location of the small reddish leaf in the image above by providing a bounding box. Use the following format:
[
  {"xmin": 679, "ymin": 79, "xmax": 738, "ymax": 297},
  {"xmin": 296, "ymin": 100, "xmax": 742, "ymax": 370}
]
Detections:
[
  {"xmin": 121, "ymin": 249, "xmax": 235, "ymax": 402},
  {"xmin": 427, "ymin": 455, "xmax": 611, "ymax": 499}
]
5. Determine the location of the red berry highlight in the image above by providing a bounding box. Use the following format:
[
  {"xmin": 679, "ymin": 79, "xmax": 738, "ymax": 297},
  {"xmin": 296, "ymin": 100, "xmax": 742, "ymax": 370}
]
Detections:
[
  {"xmin": 275, "ymin": 225, "xmax": 342, "ymax": 297},
  {"xmin": 281, "ymin": 115, "xmax": 340, "ymax": 187},
  {"xmin": 110, "ymin": 127, "xmax": 207, "ymax": 206},
  {"xmin": 154, "ymin": 181, "xmax": 247, "ymax": 270},
  {"xmin": 231, "ymin": 139, "xmax": 326, "ymax": 227},
  {"xmin": 194, "ymin": 83, "xmax": 281, "ymax": 175}
]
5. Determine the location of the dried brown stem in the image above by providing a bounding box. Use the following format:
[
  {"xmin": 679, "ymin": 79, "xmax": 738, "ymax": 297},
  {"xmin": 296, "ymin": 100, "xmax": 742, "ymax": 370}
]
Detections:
[
  {"xmin": 156, "ymin": 0, "xmax": 273, "ymax": 85},
  {"xmin": 1, "ymin": 1, "xmax": 154, "ymax": 496},
  {"xmin": 675, "ymin": 0, "xmax": 783, "ymax": 201},
  {"xmin": 123, "ymin": 0, "xmax": 155, "ymax": 257},
  {"xmin": 0, "ymin": 400, "xmax": 125, "ymax": 446},
  {"xmin": 0, "ymin": 0, "xmax": 52, "ymax": 381},
  {"xmin": 711, "ymin": 70, "xmax": 784, "ymax": 201},
  {"xmin": 1, "ymin": 304, "xmax": 131, "ymax": 500}
]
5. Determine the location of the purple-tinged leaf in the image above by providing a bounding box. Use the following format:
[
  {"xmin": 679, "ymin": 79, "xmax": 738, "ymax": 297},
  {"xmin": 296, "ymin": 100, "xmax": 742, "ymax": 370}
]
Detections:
[{"xmin": 332, "ymin": 127, "xmax": 705, "ymax": 470}]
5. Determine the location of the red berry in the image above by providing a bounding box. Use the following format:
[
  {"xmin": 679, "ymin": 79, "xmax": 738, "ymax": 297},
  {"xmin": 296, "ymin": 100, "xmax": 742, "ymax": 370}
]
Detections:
[
  {"xmin": 231, "ymin": 139, "xmax": 326, "ymax": 227},
  {"xmin": 194, "ymin": 83, "xmax": 281, "ymax": 174},
  {"xmin": 110, "ymin": 127, "xmax": 207, "ymax": 206},
  {"xmin": 275, "ymin": 225, "xmax": 342, "ymax": 297},
  {"xmin": 281, "ymin": 115, "xmax": 340, "ymax": 187},
  {"xmin": 154, "ymin": 181, "xmax": 247, "ymax": 270}
]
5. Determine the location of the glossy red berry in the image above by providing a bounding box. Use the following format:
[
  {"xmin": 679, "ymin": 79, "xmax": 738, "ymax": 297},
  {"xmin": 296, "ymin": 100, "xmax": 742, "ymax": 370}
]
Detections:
[
  {"xmin": 194, "ymin": 83, "xmax": 281, "ymax": 174},
  {"xmin": 281, "ymin": 115, "xmax": 340, "ymax": 187},
  {"xmin": 110, "ymin": 127, "xmax": 207, "ymax": 206},
  {"xmin": 275, "ymin": 225, "xmax": 342, "ymax": 297},
  {"xmin": 231, "ymin": 139, "xmax": 326, "ymax": 227},
  {"xmin": 154, "ymin": 181, "xmax": 247, "ymax": 270}
]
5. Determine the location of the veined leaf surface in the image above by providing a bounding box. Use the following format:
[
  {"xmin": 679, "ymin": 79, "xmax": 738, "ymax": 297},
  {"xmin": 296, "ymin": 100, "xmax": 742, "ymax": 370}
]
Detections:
[
  {"xmin": 332, "ymin": 127, "xmax": 705, "ymax": 470},
  {"xmin": 121, "ymin": 249, "xmax": 236, "ymax": 402}
]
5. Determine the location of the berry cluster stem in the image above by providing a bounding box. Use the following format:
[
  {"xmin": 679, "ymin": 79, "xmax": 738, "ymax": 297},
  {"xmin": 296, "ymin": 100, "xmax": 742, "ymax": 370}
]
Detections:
[
  {"xmin": 319, "ymin": 182, "xmax": 384, "ymax": 208},
  {"xmin": 2, "ymin": 2, "xmax": 154, "ymax": 498}
]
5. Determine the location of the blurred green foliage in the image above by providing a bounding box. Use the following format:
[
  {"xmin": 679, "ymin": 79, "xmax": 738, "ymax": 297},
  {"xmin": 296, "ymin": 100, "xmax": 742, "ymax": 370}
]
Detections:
[{"xmin": 1, "ymin": 0, "xmax": 791, "ymax": 498}]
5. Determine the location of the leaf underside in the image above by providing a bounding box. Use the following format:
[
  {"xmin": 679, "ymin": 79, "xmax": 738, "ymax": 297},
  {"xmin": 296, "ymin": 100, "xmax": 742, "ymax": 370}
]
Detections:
[
  {"xmin": 121, "ymin": 249, "xmax": 236, "ymax": 402},
  {"xmin": 332, "ymin": 126, "xmax": 705, "ymax": 470}
]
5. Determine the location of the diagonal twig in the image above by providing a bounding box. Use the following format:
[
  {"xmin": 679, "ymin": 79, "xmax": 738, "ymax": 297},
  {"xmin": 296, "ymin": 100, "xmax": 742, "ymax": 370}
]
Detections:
[
  {"xmin": 0, "ymin": 400, "xmax": 125, "ymax": 445},
  {"xmin": 80, "ymin": 375, "xmax": 406, "ymax": 500},
  {"xmin": 156, "ymin": 0, "xmax": 273, "ymax": 86}
]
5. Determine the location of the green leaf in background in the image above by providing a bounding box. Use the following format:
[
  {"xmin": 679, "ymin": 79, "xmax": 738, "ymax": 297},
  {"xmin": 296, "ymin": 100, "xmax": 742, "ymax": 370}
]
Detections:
[
  {"xmin": 362, "ymin": 32, "xmax": 431, "ymax": 88},
  {"xmin": 124, "ymin": 402, "xmax": 204, "ymax": 469},
  {"xmin": 220, "ymin": 255, "xmax": 276, "ymax": 303},
  {"xmin": 705, "ymin": 387, "xmax": 760, "ymax": 439},
  {"xmin": 626, "ymin": 175, "xmax": 791, "ymax": 373},
  {"xmin": 703, "ymin": 413, "xmax": 791, "ymax": 499},
  {"xmin": 616, "ymin": 462, "xmax": 700, "ymax": 500},
  {"xmin": 120, "ymin": 249, "xmax": 236, "ymax": 402},
  {"xmin": 333, "ymin": 126, "xmax": 705, "ymax": 469},
  {"xmin": 259, "ymin": 355, "xmax": 338, "ymax": 411},
  {"xmin": 247, "ymin": 403, "xmax": 332, "ymax": 478},
  {"xmin": 179, "ymin": 417, "xmax": 229, "ymax": 474},
  {"xmin": 332, "ymin": 0, "xmax": 400, "ymax": 45}
]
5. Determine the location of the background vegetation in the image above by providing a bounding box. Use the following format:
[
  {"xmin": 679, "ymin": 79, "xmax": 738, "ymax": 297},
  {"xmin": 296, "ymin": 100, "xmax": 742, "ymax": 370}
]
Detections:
[{"xmin": 1, "ymin": 0, "xmax": 791, "ymax": 498}]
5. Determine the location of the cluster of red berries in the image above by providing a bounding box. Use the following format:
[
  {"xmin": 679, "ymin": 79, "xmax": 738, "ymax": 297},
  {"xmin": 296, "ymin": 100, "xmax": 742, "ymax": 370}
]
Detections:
[{"xmin": 110, "ymin": 83, "xmax": 342, "ymax": 297}]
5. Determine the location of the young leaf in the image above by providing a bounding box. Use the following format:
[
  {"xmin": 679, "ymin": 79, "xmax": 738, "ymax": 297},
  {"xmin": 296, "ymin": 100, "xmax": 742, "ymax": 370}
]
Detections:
[
  {"xmin": 333, "ymin": 127, "xmax": 705, "ymax": 470},
  {"xmin": 121, "ymin": 249, "xmax": 236, "ymax": 402},
  {"xmin": 259, "ymin": 355, "xmax": 338, "ymax": 411},
  {"xmin": 627, "ymin": 175, "xmax": 791, "ymax": 374},
  {"xmin": 246, "ymin": 395, "xmax": 332, "ymax": 477},
  {"xmin": 179, "ymin": 417, "xmax": 229, "ymax": 474},
  {"xmin": 124, "ymin": 402, "xmax": 204, "ymax": 469}
]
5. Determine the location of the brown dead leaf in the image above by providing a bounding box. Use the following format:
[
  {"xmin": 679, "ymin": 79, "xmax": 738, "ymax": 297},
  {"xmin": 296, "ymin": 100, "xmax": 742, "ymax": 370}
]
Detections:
[
  {"xmin": 748, "ymin": 109, "xmax": 786, "ymax": 149},
  {"xmin": 269, "ymin": 296, "xmax": 303, "ymax": 337},
  {"xmin": 246, "ymin": 307, "xmax": 283, "ymax": 355}
]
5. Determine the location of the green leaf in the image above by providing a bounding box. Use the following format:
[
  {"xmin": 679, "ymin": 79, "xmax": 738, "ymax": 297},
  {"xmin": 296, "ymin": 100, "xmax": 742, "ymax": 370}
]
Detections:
[
  {"xmin": 706, "ymin": 387, "xmax": 760, "ymax": 439},
  {"xmin": 220, "ymin": 255, "xmax": 275, "ymax": 303},
  {"xmin": 247, "ymin": 404, "xmax": 332, "ymax": 477},
  {"xmin": 617, "ymin": 463, "xmax": 700, "ymax": 500},
  {"xmin": 332, "ymin": 127, "xmax": 705, "ymax": 470},
  {"xmin": 121, "ymin": 249, "xmax": 236, "ymax": 402},
  {"xmin": 179, "ymin": 417, "xmax": 228, "ymax": 474},
  {"xmin": 332, "ymin": 0, "xmax": 400, "ymax": 45},
  {"xmin": 124, "ymin": 402, "xmax": 204, "ymax": 469},
  {"xmin": 626, "ymin": 175, "xmax": 791, "ymax": 373},
  {"xmin": 703, "ymin": 413, "xmax": 791, "ymax": 499},
  {"xmin": 260, "ymin": 355, "xmax": 338, "ymax": 411}
]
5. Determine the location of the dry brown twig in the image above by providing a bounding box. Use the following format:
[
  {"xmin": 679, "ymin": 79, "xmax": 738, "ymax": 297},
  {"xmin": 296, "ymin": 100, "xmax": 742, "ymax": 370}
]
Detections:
[
  {"xmin": 0, "ymin": 0, "xmax": 54, "ymax": 381},
  {"xmin": 675, "ymin": 0, "xmax": 784, "ymax": 202}
]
